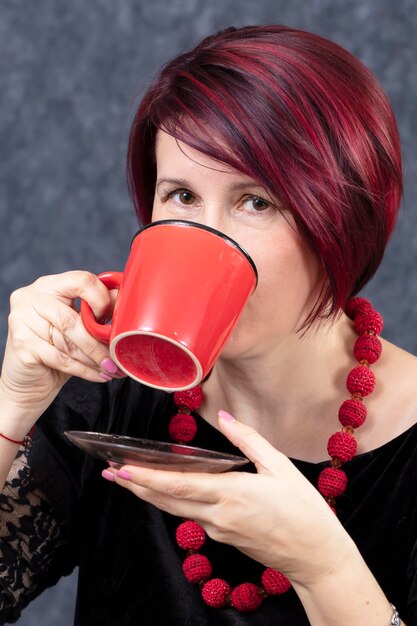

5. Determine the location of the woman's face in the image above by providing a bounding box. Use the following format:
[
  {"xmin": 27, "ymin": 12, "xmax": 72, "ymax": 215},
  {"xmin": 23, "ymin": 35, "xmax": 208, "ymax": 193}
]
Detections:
[{"xmin": 152, "ymin": 130, "xmax": 324, "ymax": 360}]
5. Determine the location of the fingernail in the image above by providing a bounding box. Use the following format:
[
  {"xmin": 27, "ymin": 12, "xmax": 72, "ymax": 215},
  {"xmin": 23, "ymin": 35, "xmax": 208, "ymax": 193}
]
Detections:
[
  {"xmin": 100, "ymin": 372, "xmax": 113, "ymax": 382},
  {"xmin": 102, "ymin": 469, "xmax": 115, "ymax": 482},
  {"xmin": 116, "ymin": 469, "xmax": 132, "ymax": 481},
  {"xmin": 218, "ymin": 410, "xmax": 236, "ymax": 422},
  {"xmin": 101, "ymin": 357, "xmax": 119, "ymax": 374}
]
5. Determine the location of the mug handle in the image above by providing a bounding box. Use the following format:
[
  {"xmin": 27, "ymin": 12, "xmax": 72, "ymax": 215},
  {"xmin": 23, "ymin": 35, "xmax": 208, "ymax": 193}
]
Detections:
[{"xmin": 80, "ymin": 271, "xmax": 123, "ymax": 343}]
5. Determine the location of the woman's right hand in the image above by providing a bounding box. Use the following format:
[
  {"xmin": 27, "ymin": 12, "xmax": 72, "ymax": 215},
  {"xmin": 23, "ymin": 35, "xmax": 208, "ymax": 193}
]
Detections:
[{"xmin": 0, "ymin": 270, "xmax": 118, "ymax": 422}]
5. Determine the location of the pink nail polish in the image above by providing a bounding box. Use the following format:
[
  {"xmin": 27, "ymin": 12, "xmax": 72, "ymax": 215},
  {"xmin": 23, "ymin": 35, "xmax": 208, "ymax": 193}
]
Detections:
[
  {"xmin": 100, "ymin": 372, "xmax": 113, "ymax": 382},
  {"xmin": 101, "ymin": 357, "xmax": 119, "ymax": 374},
  {"xmin": 102, "ymin": 469, "xmax": 115, "ymax": 482},
  {"xmin": 218, "ymin": 410, "xmax": 236, "ymax": 422},
  {"xmin": 117, "ymin": 469, "xmax": 132, "ymax": 480}
]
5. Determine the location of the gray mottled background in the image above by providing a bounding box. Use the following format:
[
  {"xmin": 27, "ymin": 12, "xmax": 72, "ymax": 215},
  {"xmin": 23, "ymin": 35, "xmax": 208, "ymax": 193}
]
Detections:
[{"xmin": 0, "ymin": 0, "xmax": 416, "ymax": 624}]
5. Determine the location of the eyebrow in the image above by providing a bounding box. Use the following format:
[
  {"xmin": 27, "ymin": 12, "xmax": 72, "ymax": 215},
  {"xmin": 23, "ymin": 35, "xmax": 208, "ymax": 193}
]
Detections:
[{"xmin": 155, "ymin": 177, "xmax": 267, "ymax": 193}]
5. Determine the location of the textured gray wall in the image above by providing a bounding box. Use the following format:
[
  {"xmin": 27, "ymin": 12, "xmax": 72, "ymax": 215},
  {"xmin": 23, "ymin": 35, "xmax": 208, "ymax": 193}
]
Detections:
[{"xmin": 1, "ymin": 1, "xmax": 416, "ymax": 624}]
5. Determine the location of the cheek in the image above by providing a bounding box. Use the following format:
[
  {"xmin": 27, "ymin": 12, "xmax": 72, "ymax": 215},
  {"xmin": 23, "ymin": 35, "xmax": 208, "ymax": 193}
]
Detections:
[
  {"xmin": 151, "ymin": 201, "xmax": 164, "ymax": 221},
  {"xmin": 239, "ymin": 234, "xmax": 324, "ymax": 329},
  {"xmin": 265, "ymin": 241, "xmax": 321, "ymax": 298},
  {"xmin": 214, "ymin": 233, "xmax": 324, "ymax": 356}
]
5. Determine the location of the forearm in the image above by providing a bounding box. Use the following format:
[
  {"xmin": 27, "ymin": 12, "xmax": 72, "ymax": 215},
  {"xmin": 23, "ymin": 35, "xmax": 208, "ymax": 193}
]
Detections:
[{"xmin": 292, "ymin": 542, "xmax": 405, "ymax": 626}]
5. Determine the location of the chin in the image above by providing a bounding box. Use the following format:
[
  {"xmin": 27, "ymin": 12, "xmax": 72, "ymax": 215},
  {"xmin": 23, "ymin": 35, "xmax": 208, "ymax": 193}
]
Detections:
[{"xmin": 217, "ymin": 329, "xmax": 254, "ymax": 361}]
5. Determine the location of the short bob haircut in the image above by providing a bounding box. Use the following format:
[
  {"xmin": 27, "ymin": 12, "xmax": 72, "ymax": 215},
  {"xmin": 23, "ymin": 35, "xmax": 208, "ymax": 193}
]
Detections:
[{"xmin": 127, "ymin": 25, "xmax": 402, "ymax": 326}]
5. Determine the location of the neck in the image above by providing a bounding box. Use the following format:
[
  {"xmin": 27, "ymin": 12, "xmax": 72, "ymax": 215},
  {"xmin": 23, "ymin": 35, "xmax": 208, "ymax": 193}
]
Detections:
[{"xmin": 201, "ymin": 313, "xmax": 357, "ymax": 461}]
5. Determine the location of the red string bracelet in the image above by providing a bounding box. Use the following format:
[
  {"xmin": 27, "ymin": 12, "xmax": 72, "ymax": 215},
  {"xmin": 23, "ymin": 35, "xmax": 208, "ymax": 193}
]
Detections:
[
  {"xmin": 0, "ymin": 426, "xmax": 35, "ymax": 448},
  {"xmin": 0, "ymin": 433, "xmax": 25, "ymax": 445}
]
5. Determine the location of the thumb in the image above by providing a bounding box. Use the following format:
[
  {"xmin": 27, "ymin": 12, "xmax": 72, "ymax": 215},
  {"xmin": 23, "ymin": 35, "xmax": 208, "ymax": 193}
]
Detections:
[{"xmin": 217, "ymin": 410, "xmax": 284, "ymax": 475}]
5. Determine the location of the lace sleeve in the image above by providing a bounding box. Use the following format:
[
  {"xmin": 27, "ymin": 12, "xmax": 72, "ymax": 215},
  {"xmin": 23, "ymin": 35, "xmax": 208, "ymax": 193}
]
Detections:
[{"xmin": 0, "ymin": 448, "xmax": 69, "ymax": 624}]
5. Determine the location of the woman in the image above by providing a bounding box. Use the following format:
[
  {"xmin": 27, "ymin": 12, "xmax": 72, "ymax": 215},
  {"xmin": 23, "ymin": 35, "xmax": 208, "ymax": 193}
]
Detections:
[{"xmin": 0, "ymin": 24, "xmax": 414, "ymax": 625}]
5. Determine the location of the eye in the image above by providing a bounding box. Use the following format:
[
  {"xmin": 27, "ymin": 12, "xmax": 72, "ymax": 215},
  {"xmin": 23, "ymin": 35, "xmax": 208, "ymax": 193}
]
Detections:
[
  {"xmin": 170, "ymin": 189, "xmax": 196, "ymax": 205},
  {"xmin": 242, "ymin": 195, "xmax": 272, "ymax": 212}
]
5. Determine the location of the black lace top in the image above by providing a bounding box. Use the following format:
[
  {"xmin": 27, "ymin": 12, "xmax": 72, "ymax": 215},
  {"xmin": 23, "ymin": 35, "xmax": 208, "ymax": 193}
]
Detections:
[{"xmin": 1, "ymin": 376, "xmax": 417, "ymax": 625}]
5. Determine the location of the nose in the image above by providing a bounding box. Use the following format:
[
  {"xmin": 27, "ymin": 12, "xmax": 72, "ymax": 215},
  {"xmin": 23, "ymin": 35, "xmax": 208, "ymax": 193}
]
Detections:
[
  {"xmin": 152, "ymin": 195, "xmax": 240, "ymax": 244},
  {"xmin": 187, "ymin": 206, "xmax": 236, "ymax": 242}
]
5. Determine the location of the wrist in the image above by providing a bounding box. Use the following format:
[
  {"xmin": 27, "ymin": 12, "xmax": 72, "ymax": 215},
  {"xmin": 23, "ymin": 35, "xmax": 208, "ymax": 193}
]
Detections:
[
  {"xmin": 291, "ymin": 545, "xmax": 396, "ymax": 625},
  {"xmin": 0, "ymin": 427, "xmax": 34, "ymax": 448},
  {"xmin": 0, "ymin": 381, "xmax": 41, "ymax": 439},
  {"xmin": 286, "ymin": 514, "xmax": 360, "ymax": 589}
]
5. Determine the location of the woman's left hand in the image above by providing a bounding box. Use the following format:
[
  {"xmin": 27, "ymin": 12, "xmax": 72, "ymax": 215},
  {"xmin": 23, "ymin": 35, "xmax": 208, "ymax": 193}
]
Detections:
[{"xmin": 102, "ymin": 410, "xmax": 357, "ymax": 587}]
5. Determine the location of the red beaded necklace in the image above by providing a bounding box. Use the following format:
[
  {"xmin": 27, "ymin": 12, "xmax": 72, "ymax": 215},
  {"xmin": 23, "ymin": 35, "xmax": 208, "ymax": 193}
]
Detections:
[{"xmin": 168, "ymin": 297, "xmax": 383, "ymax": 612}]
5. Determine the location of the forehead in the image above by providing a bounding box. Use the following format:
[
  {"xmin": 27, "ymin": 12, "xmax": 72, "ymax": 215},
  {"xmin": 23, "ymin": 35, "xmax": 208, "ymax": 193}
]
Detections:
[
  {"xmin": 155, "ymin": 130, "xmax": 238, "ymax": 175},
  {"xmin": 153, "ymin": 130, "xmax": 280, "ymax": 201}
]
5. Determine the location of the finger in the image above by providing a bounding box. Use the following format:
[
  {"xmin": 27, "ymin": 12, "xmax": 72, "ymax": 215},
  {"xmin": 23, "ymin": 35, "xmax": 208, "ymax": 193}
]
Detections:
[
  {"xmin": 108, "ymin": 478, "xmax": 214, "ymax": 521},
  {"xmin": 45, "ymin": 320, "xmax": 126, "ymax": 378},
  {"xmin": 106, "ymin": 465, "xmax": 221, "ymax": 504},
  {"xmin": 217, "ymin": 410, "xmax": 288, "ymax": 475},
  {"xmin": 31, "ymin": 295, "xmax": 111, "ymax": 367},
  {"xmin": 47, "ymin": 324, "xmax": 101, "ymax": 369},
  {"xmin": 13, "ymin": 326, "xmax": 110, "ymax": 384},
  {"xmin": 102, "ymin": 468, "xmax": 216, "ymax": 520},
  {"xmin": 33, "ymin": 271, "xmax": 113, "ymax": 320},
  {"xmin": 43, "ymin": 343, "xmax": 110, "ymax": 382},
  {"xmin": 10, "ymin": 304, "xmax": 120, "ymax": 380}
]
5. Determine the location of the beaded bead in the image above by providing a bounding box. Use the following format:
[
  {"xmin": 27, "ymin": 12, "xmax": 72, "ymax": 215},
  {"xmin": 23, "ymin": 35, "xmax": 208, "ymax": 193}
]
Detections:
[
  {"xmin": 354, "ymin": 310, "xmax": 383, "ymax": 336},
  {"xmin": 174, "ymin": 387, "xmax": 203, "ymax": 411},
  {"xmin": 176, "ymin": 520, "xmax": 206, "ymax": 550},
  {"xmin": 317, "ymin": 467, "xmax": 348, "ymax": 497},
  {"xmin": 327, "ymin": 431, "xmax": 357, "ymax": 463},
  {"xmin": 261, "ymin": 568, "xmax": 291, "ymax": 595},
  {"xmin": 345, "ymin": 297, "xmax": 372, "ymax": 319},
  {"xmin": 169, "ymin": 413, "xmax": 197, "ymax": 443},
  {"xmin": 338, "ymin": 398, "xmax": 367, "ymax": 428},
  {"xmin": 231, "ymin": 583, "xmax": 263, "ymax": 612},
  {"xmin": 346, "ymin": 365, "xmax": 375, "ymax": 396},
  {"xmin": 202, "ymin": 579, "xmax": 232, "ymax": 608},
  {"xmin": 183, "ymin": 553, "xmax": 212, "ymax": 583},
  {"xmin": 354, "ymin": 334, "xmax": 382, "ymax": 364}
]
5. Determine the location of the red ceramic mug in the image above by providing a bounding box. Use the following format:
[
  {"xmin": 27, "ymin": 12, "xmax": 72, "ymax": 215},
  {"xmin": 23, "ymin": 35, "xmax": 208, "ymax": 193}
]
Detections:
[{"xmin": 80, "ymin": 220, "xmax": 257, "ymax": 391}]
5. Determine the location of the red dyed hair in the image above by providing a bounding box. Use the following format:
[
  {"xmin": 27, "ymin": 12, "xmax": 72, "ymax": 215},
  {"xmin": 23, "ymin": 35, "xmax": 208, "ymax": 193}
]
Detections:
[{"xmin": 127, "ymin": 25, "xmax": 402, "ymax": 323}]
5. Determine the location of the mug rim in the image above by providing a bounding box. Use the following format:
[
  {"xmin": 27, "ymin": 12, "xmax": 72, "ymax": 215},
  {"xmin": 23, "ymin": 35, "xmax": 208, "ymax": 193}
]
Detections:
[
  {"xmin": 110, "ymin": 330, "xmax": 203, "ymax": 392},
  {"xmin": 131, "ymin": 219, "xmax": 258, "ymax": 286}
]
